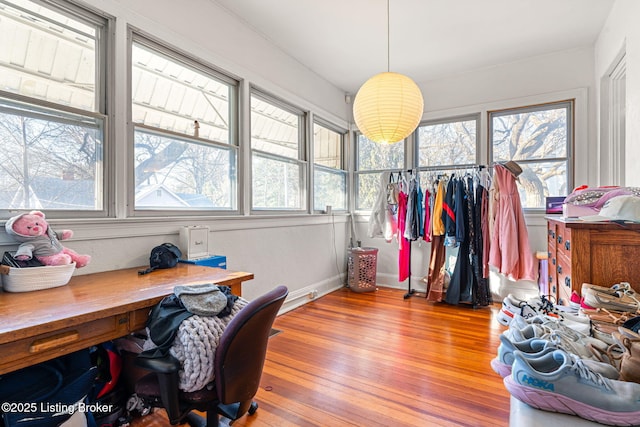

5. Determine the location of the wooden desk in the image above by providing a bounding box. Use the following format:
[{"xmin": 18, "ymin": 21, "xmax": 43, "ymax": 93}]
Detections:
[{"xmin": 0, "ymin": 264, "xmax": 253, "ymax": 375}]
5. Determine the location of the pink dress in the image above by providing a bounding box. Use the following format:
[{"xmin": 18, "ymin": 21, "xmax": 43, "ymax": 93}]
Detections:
[
  {"xmin": 488, "ymin": 165, "xmax": 536, "ymax": 281},
  {"xmin": 397, "ymin": 191, "xmax": 410, "ymax": 282}
]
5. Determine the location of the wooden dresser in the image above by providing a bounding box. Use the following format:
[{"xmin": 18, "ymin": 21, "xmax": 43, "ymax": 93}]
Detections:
[{"xmin": 546, "ymin": 216, "xmax": 640, "ymax": 305}]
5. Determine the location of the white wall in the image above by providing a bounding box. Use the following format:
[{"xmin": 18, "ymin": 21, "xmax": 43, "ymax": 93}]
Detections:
[
  {"xmin": 358, "ymin": 47, "xmax": 597, "ymax": 300},
  {"xmin": 595, "ymin": 0, "xmax": 640, "ymax": 185}
]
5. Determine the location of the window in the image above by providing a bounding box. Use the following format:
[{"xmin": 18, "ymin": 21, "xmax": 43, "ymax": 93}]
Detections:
[
  {"xmin": 490, "ymin": 101, "xmax": 572, "ymax": 209},
  {"xmin": 131, "ymin": 34, "xmax": 238, "ymax": 212},
  {"xmin": 416, "ymin": 115, "xmax": 479, "ymax": 170},
  {"xmin": 355, "ymin": 134, "xmax": 404, "ymax": 210},
  {"xmin": 313, "ymin": 121, "xmax": 346, "ymax": 212},
  {"xmin": 0, "ymin": 0, "xmax": 109, "ymax": 216},
  {"xmin": 251, "ymin": 91, "xmax": 306, "ymax": 211}
]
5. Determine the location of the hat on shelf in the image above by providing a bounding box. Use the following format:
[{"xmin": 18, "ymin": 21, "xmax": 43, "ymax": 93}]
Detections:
[{"xmin": 579, "ymin": 195, "xmax": 640, "ymax": 223}]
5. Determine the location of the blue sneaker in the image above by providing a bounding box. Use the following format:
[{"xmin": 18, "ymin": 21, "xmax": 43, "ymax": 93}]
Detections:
[
  {"xmin": 504, "ymin": 349, "xmax": 640, "ymax": 426},
  {"xmin": 492, "ymin": 333, "xmax": 619, "ymax": 380}
]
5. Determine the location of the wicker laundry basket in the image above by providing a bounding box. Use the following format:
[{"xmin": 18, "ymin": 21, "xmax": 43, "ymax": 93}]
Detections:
[
  {"xmin": 0, "ymin": 262, "xmax": 76, "ymax": 292},
  {"xmin": 347, "ymin": 247, "xmax": 378, "ymax": 293}
]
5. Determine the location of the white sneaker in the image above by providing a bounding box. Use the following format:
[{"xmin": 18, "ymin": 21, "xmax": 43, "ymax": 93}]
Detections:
[{"xmin": 497, "ymin": 294, "xmax": 539, "ymax": 326}]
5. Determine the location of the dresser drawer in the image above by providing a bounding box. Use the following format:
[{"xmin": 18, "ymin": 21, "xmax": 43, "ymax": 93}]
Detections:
[
  {"xmin": 130, "ymin": 307, "xmax": 152, "ymax": 332},
  {"xmin": 556, "ymin": 251, "xmax": 572, "ymax": 305},
  {"xmin": 0, "ymin": 314, "xmax": 129, "ymax": 373},
  {"xmin": 557, "ymin": 227, "xmax": 572, "ymax": 257}
]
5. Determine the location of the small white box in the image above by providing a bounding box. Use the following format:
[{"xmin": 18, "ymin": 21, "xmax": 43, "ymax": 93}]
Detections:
[{"xmin": 179, "ymin": 226, "xmax": 209, "ymax": 260}]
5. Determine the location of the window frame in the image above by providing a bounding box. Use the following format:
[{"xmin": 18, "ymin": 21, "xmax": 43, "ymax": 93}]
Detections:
[
  {"xmin": 0, "ymin": 0, "xmax": 113, "ymax": 220},
  {"xmin": 353, "ymin": 132, "xmax": 407, "ymax": 212},
  {"xmin": 249, "ymin": 87, "xmax": 308, "ymax": 213},
  {"xmin": 311, "ymin": 117, "xmax": 348, "ymax": 213},
  {"xmin": 488, "ymin": 100, "xmax": 574, "ymax": 211},
  {"xmin": 414, "ymin": 113, "xmax": 481, "ymax": 173},
  {"xmin": 127, "ymin": 29, "xmax": 240, "ymax": 217}
]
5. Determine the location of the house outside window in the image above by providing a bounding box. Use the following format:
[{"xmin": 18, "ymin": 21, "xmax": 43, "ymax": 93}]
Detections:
[
  {"xmin": 355, "ymin": 134, "xmax": 404, "ymax": 210},
  {"xmin": 489, "ymin": 101, "xmax": 573, "ymax": 209},
  {"xmin": 0, "ymin": 0, "xmax": 109, "ymax": 217},
  {"xmin": 313, "ymin": 120, "xmax": 346, "ymax": 212},
  {"xmin": 251, "ymin": 90, "xmax": 306, "ymax": 211},
  {"xmin": 131, "ymin": 34, "xmax": 238, "ymax": 212}
]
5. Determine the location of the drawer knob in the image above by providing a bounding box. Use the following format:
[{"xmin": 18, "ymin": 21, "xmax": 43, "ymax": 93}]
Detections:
[
  {"xmin": 552, "ymin": 258, "xmax": 556, "ymax": 265},
  {"xmin": 549, "ymin": 276, "xmax": 553, "ymax": 283},
  {"xmin": 565, "ymin": 240, "xmax": 570, "ymax": 251},
  {"xmin": 557, "ymin": 236, "xmax": 563, "ymax": 244},
  {"xmin": 30, "ymin": 331, "xmax": 79, "ymax": 353},
  {"xmin": 557, "ymin": 265, "xmax": 562, "ymax": 274},
  {"xmin": 565, "ymin": 276, "xmax": 571, "ymax": 287}
]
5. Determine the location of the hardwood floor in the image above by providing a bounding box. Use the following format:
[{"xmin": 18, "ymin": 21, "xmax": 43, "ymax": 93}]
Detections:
[{"xmin": 131, "ymin": 287, "xmax": 511, "ymax": 427}]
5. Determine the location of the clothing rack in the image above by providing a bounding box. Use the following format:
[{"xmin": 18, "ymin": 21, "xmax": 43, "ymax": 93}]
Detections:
[{"xmin": 401, "ymin": 164, "xmax": 490, "ymax": 300}]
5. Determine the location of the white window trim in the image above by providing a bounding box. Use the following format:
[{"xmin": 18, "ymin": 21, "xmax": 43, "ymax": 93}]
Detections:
[{"xmin": 126, "ymin": 28, "xmax": 240, "ymax": 217}]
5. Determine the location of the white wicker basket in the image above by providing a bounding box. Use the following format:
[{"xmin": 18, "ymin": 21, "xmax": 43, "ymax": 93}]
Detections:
[{"xmin": 1, "ymin": 262, "xmax": 76, "ymax": 292}]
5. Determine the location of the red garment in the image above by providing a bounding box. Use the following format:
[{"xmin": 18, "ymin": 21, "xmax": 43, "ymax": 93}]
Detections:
[
  {"xmin": 423, "ymin": 189, "xmax": 431, "ymax": 242},
  {"xmin": 397, "ymin": 191, "xmax": 410, "ymax": 282},
  {"xmin": 488, "ymin": 165, "xmax": 536, "ymax": 281}
]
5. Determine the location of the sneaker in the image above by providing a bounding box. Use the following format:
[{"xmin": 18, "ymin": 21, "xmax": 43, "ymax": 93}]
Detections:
[
  {"xmin": 491, "ymin": 333, "xmax": 619, "ymax": 380},
  {"xmin": 490, "ymin": 334, "xmax": 549, "ymax": 378},
  {"xmin": 506, "ymin": 315, "xmax": 613, "ymax": 363},
  {"xmin": 497, "ymin": 294, "xmax": 538, "ymax": 326},
  {"xmin": 504, "ymin": 349, "xmax": 640, "ymax": 426},
  {"xmin": 583, "ymin": 289, "xmax": 639, "ymax": 313},
  {"xmin": 512, "ymin": 312, "xmax": 591, "ymax": 338},
  {"xmin": 569, "ymin": 290, "xmax": 582, "ymax": 310},
  {"xmin": 582, "ymin": 282, "xmax": 634, "ymax": 297}
]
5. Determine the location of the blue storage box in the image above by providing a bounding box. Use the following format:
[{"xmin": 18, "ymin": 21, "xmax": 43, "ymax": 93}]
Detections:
[{"xmin": 179, "ymin": 255, "xmax": 227, "ymax": 269}]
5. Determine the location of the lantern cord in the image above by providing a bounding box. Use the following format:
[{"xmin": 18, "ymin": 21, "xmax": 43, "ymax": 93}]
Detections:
[{"xmin": 387, "ymin": 0, "xmax": 390, "ymax": 72}]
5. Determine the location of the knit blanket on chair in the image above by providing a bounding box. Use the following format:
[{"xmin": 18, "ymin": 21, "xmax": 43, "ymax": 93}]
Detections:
[{"xmin": 143, "ymin": 297, "xmax": 248, "ymax": 392}]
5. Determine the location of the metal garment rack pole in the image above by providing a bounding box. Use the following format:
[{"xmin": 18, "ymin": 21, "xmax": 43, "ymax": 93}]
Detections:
[
  {"xmin": 401, "ymin": 164, "xmax": 489, "ymax": 300},
  {"xmin": 403, "ymin": 241, "xmax": 418, "ymax": 299}
]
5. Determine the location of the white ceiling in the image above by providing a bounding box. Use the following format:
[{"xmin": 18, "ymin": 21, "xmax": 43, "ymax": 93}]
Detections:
[{"xmin": 213, "ymin": 0, "xmax": 615, "ymax": 95}]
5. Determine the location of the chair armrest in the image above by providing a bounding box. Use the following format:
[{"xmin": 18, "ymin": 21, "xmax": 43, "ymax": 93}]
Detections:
[
  {"xmin": 134, "ymin": 355, "xmax": 184, "ymax": 423},
  {"xmin": 134, "ymin": 355, "xmax": 180, "ymax": 374}
]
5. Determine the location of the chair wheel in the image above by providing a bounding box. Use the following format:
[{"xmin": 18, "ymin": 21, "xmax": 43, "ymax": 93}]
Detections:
[{"xmin": 248, "ymin": 402, "xmax": 258, "ymax": 415}]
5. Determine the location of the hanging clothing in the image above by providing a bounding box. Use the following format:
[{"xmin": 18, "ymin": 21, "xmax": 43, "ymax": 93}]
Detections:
[
  {"xmin": 445, "ymin": 178, "xmax": 473, "ymax": 304},
  {"xmin": 404, "ymin": 176, "xmax": 420, "ymax": 241},
  {"xmin": 423, "ymin": 189, "xmax": 432, "ymax": 243},
  {"xmin": 442, "ymin": 177, "xmax": 456, "ymax": 246},
  {"xmin": 426, "ymin": 180, "xmax": 447, "ymax": 301},
  {"xmin": 426, "ymin": 235, "xmax": 446, "ymax": 302},
  {"xmin": 473, "ymin": 183, "xmax": 492, "ymax": 306},
  {"xmin": 367, "ymin": 171, "xmax": 397, "ymax": 242},
  {"xmin": 481, "ymin": 186, "xmax": 490, "ymax": 279},
  {"xmin": 488, "ymin": 164, "xmax": 536, "ymax": 281},
  {"xmin": 397, "ymin": 191, "xmax": 410, "ymax": 282},
  {"xmin": 432, "ymin": 180, "xmax": 445, "ymax": 236}
]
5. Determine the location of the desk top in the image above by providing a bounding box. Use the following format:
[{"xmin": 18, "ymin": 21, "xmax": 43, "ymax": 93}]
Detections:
[{"xmin": 0, "ymin": 263, "xmax": 253, "ymax": 344}]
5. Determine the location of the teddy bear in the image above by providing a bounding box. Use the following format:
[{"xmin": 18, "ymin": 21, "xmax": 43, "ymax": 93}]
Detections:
[{"xmin": 5, "ymin": 210, "xmax": 91, "ymax": 268}]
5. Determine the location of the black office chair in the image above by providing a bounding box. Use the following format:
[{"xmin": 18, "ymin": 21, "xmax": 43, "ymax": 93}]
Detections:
[{"xmin": 134, "ymin": 285, "xmax": 288, "ymax": 426}]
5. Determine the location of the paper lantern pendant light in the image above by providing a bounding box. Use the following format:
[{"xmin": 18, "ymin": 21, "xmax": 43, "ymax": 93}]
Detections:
[{"xmin": 353, "ymin": 71, "xmax": 424, "ymax": 144}]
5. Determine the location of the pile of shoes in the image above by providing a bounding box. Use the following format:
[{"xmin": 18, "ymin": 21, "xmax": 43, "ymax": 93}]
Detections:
[
  {"xmin": 580, "ymin": 282, "xmax": 640, "ymax": 345},
  {"xmin": 493, "ymin": 284, "xmax": 640, "ymax": 426}
]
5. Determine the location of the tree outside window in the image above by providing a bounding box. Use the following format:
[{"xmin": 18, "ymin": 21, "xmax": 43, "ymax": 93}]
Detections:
[{"xmin": 490, "ymin": 101, "xmax": 572, "ymax": 209}]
